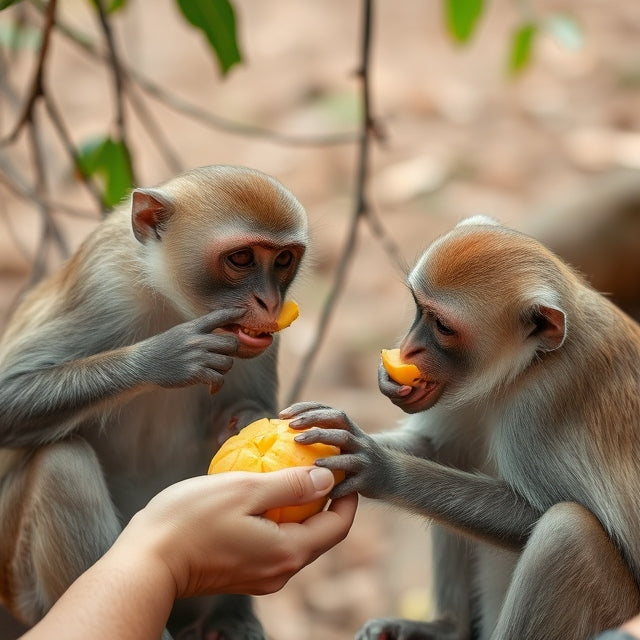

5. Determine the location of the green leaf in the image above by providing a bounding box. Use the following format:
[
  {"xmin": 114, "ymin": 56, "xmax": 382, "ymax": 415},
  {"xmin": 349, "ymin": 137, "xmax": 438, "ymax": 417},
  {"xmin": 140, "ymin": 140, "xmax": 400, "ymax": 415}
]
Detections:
[
  {"xmin": 104, "ymin": 0, "xmax": 128, "ymax": 13},
  {"xmin": 86, "ymin": 0, "xmax": 127, "ymax": 14},
  {"xmin": 0, "ymin": 23, "xmax": 41, "ymax": 49},
  {"xmin": 0, "ymin": 0, "xmax": 22, "ymax": 10},
  {"xmin": 545, "ymin": 14, "xmax": 583, "ymax": 51},
  {"xmin": 444, "ymin": 0, "xmax": 484, "ymax": 44},
  {"xmin": 77, "ymin": 136, "xmax": 134, "ymax": 208},
  {"xmin": 508, "ymin": 23, "xmax": 537, "ymax": 75},
  {"xmin": 175, "ymin": 0, "xmax": 241, "ymax": 75}
]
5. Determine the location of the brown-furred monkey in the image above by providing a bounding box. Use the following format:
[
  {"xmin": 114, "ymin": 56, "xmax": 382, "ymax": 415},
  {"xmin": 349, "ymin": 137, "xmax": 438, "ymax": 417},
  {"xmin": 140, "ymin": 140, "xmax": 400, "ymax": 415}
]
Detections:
[
  {"xmin": 284, "ymin": 216, "xmax": 640, "ymax": 640},
  {"xmin": 0, "ymin": 165, "xmax": 308, "ymax": 640}
]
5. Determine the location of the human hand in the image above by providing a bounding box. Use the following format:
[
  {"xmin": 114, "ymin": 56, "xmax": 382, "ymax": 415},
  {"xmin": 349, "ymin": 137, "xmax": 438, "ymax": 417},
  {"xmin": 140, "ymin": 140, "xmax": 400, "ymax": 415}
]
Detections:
[{"xmin": 115, "ymin": 466, "xmax": 357, "ymax": 599}]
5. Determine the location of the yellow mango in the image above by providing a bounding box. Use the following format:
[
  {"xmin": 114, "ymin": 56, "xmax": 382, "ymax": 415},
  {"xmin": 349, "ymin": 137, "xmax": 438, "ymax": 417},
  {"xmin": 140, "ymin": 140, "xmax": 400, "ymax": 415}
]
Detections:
[
  {"xmin": 381, "ymin": 348, "xmax": 422, "ymax": 386},
  {"xmin": 208, "ymin": 417, "xmax": 343, "ymax": 523},
  {"xmin": 275, "ymin": 300, "xmax": 299, "ymax": 331}
]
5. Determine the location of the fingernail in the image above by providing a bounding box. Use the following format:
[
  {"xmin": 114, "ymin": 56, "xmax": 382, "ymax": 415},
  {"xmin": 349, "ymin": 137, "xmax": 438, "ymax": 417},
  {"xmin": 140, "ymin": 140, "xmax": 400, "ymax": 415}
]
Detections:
[
  {"xmin": 280, "ymin": 406, "xmax": 291, "ymax": 415},
  {"xmin": 309, "ymin": 467, "xmax": 334, "ymax": 491}
]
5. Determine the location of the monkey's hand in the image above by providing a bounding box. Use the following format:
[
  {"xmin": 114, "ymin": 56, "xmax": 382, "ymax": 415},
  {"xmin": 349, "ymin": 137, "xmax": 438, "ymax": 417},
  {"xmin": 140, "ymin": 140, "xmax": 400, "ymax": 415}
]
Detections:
[
  {"xmin": 137, "ymin": 308, "xmax": 242, "ymax": 391},
  {"xmin": 378, "ymin": 363, "xmax": 438, "ymax": 415},
  {"xmin": 378, "ymin": 362, "xmax": 413, "ymax": 403},
  {"xmin": 281, "ymin": 402, "xmax": 393, "ymax": 500}
]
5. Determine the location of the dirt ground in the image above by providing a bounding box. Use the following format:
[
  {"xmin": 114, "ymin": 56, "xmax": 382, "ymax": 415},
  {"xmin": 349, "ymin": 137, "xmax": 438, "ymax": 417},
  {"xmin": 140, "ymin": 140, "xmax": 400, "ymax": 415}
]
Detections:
[{"xmin": 1, "ymin": 1, "xmax": 640, "ymax": 638}]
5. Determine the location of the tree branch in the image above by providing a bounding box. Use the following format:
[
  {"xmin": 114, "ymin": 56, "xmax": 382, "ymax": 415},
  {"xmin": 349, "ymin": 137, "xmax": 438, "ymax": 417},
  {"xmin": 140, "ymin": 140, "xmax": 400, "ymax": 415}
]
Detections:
[
  {"xmin": 126, "ymin": 85, "xmax": 184, "ymax": 175},
  {"xmin": 286, "ymin": 0, "xmax": 376, "ymax": 404},
  {"xmin": 29, "ymin": 0, "xmax": 358, "ymax": 148},
  {"xmin": 42, "ymin": 91, "xmax": 106, "ymax": 212},
  {"xmin": 0, "ymin": 157, "xmax": 97, "ymax": 220},
  {"xmin": 91, "ymin": 0, "xmax": 136, "ymax": 185},
  {"xmin": 2, "ymin": 0, "xmax": 57, "ymax": 145},
  {"xmin": 91, "ymin": 0, "xmax": 126, "ymax": 137},
  {"xmin": 26, "ymin": 111, "xmax": 69, "ymax": 283}
]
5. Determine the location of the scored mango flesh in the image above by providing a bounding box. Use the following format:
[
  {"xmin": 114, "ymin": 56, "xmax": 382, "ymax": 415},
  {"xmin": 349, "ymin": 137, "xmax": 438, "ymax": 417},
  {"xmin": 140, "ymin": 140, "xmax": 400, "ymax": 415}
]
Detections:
[
  {"xmin": 381, "ymin": 348, "xmax": 422, "ymax": 386},
  {"xmin": 208, "ymin": 417, "xmax": 343, "ymax": 523},
  {"xmin": 275, "ymin": 300, "xmax": 299, "ymax": 331}
]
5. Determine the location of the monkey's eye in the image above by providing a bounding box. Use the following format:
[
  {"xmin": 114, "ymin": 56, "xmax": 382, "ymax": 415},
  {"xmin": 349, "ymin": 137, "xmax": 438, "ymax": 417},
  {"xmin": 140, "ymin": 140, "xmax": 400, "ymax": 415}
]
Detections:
[
  {"xmin": 425, "ymin": 309, "xmax": 455, "ymax": 337},
  {"xmin": 275, "ymin": 250, "xmax": 293, "ymax": 268},
  {"xmin": 435, "ymin": 317, "xmax": 455, "ymax": 336},
  {"xmin": 227, "ymin": 249, "xmax": 254, "ymax": 268}
]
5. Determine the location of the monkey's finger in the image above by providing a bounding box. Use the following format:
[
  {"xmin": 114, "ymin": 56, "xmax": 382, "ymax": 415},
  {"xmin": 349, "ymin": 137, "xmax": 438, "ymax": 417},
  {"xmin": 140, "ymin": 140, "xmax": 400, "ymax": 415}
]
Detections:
[
  {"xmin": 279, "ymin": 401, "xmax": 333, "ymax": 418},
  {"xmin": 377, "ymin": 364, "xmax": 412, "ymax": 398},
  {"xmin": 204, "ymin": 334, "xmax": 239, "ymax": 355},
  {"xmin": 288, "ymin": 408, "xmax": 363, "ymax": 437},
  {"xmin": 316, "ymin": 452, "xmax": 365, "ymax": 475},
  {"xmin": 294, "ymin": 427, "xmax": 358, "ymax": 451},
  {"xmin": 204, "ymin": 354, "xmax": 234, "ymax": 373},
  {"xmin": 323, "ymin": 470, "xmax": 363, "ymax": 500},
  {"xmin": 203, "ymin": 370, "xmax": 225, "ymax": 390},
  {"xmin": 195, "ymin": 307, "xmax": 245, "ymax": 333}
]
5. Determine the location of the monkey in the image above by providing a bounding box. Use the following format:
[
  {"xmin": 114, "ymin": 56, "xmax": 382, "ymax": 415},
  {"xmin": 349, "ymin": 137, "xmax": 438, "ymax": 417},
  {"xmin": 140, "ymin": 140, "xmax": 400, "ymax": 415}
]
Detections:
[
  {"xmin": 282, "ymin": 216, "xmax": 640, "ymax": 640},
  {"xmin": 0, "ymin": 165, "xmax": 308, "ymax": 640}
]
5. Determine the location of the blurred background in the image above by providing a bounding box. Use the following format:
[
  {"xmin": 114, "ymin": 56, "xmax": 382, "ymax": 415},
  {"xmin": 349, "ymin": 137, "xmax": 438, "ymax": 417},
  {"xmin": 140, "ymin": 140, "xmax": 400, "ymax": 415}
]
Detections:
[{"xmin": 1, "ymin": 1, "xmax": 640, "ymax": 638}]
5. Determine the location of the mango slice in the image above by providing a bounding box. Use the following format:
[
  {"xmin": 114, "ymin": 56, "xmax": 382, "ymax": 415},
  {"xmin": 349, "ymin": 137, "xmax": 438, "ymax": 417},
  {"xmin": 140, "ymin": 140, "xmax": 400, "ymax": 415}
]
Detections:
[
  {"xmin": 275, "ymin": 300, "xmax": 299, "ymax": 331},
  {"xmin": 381, "ymin": 348, "xmax": 422, "ymax": 386},
  {"xmin": 208, "ymin": 417, "xmax": 343, "ymax": 523}
]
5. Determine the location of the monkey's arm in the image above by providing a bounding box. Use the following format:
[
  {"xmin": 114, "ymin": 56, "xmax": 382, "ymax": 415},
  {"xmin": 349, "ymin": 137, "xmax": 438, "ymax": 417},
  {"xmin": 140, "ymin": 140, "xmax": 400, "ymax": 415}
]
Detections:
[
  {"xmin": 370, "ymin": 418, "xmax": 436, "ymax": 458},
  {"xmin": 283, "ymin": 402, "xmax": 541, "ymax": 550},
  {"xmin": 0, "ymin": 309, "xmax": 241, "ymax": 447}
]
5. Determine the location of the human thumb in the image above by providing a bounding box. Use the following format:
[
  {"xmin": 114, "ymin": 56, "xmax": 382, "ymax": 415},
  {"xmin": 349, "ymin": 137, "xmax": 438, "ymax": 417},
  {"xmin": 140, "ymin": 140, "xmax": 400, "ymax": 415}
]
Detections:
[{"xmin": 250, "ymin": 466, "xmax": 335, "ymax": 514}]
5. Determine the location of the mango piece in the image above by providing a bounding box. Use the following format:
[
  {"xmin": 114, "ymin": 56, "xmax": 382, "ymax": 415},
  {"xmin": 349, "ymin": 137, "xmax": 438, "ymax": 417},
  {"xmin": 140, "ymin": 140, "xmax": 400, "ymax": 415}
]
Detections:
[
  {"xmin": 381, "ymin": 348, "xmax": 422, "ymax": 386},
  {"xmin": 275, "ymin": 300, "xmax": 299, "ymax": 331},
  {"xmin": 208, "ymin": 417, "xmax": 343, "ymax": 523}
]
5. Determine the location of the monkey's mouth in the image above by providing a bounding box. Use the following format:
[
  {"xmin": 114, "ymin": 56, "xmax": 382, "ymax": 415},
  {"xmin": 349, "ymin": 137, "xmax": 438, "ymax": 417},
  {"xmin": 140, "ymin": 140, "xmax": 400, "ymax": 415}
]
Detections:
[
  {"xmin": 400, "ymin": 379, "xmax": 442, "ymax": 413},
  {"xmin": 223, "ymin": 324, "xmax": 274, "ymax": 350}
]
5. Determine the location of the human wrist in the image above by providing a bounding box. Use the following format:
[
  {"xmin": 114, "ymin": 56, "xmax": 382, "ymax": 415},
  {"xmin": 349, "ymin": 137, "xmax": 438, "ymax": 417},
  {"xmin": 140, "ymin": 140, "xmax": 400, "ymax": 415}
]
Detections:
[{"xmin": 111, "ymin": 512, "xmax": 180, "ymax": 604}]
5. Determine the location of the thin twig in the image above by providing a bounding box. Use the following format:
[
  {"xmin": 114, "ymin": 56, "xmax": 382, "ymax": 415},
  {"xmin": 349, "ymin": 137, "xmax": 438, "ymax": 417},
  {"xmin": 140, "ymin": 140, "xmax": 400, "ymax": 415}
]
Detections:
[
  {"xmin": 2, "ymin": 0, "xmax": 57, "ymax": 144},
  {"xmin": 26, "ymin": 113, "xmax": 69, "ymax": 283},
  {"xmin": 126, "ymin": 85, "xmax": 184, "ymax": 175},
  {"xmin": 364, "ymin": 204, "xmax": 409, "ymax": 274},
  {"xmin": 91, "ymin": 0, "xmax": 126, "ymax": 137},
  {"xmin": 91, "ymin": 0, "xmax": 136, "ymax": 185},
  {"xmin": 28, "ymin": 0, "xmax": 358, "ymax": 148},
  {"xmin": 42, "ymin": 91, "xmax": 106, "ymax": 212},
  {"xmin": 134, "ymin": 75, "xmax": 358, "ymax": 148},
  {"xmin": 0, "ymin": 165, "xmax": 98, "ymax": 220},
  {"xmin": 286, "ymin": 0, "xmax": 376, "ymax": 404}
]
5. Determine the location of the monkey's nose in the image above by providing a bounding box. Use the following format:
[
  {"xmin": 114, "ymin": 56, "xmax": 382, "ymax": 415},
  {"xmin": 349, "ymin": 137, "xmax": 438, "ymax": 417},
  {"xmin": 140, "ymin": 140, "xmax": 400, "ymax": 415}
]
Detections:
[{"xmin": 254, "ymin": 295, "xmax": 278, "ymax": 314}]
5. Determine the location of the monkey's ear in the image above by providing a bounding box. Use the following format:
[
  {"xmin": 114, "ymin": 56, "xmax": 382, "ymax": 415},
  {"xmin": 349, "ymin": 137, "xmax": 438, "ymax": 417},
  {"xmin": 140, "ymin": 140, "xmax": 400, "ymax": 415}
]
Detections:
[
  {"xmin": 527, "ymin": 305, "xmax": 567, "ymax": 352},
  {"xmin": 131, "ymin": 189, "xmax": 173, "ymax": 243}
]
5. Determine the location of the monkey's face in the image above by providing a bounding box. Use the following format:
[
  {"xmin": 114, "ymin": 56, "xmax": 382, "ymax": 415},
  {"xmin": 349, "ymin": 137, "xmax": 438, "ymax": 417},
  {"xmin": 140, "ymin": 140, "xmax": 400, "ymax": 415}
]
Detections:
[
  {"xmin": 379, "ymin": 295, "xmax": 471, "ymax": 414},
  {"xmin": 130, "ymin": 165, "xmax": 309, "ymax": 358},
  {"xmin": 198, "ymin": 241, "xmax": 305, "ymax": 359},
  {"xmin": 380, "ymin": 219, "xmax": 568, "ymax": 413}
]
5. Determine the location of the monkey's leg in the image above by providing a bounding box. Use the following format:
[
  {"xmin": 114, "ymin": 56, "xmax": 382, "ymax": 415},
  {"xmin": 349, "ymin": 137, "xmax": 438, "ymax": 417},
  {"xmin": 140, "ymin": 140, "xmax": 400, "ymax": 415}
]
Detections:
[
  {"xmin": 355, "ymin": 525, "xmax": 475, "ymax": 640},
  {"xmin": 0, "ymin": 439, "xmax": 121, "ymax": 626},
  {"xmin": 474, "ymin": 543, "xmax": 517, "ymax": 640},
  {"xmin": 491, "ymin": 502, "xmax": 640, "ymax": 640}
]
